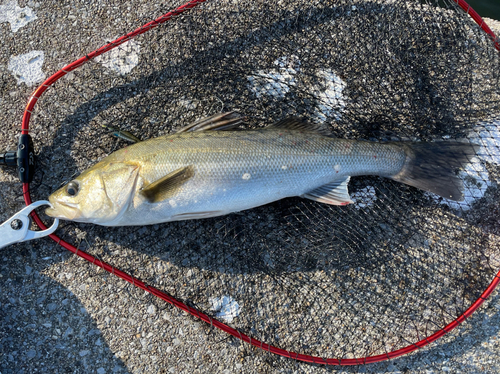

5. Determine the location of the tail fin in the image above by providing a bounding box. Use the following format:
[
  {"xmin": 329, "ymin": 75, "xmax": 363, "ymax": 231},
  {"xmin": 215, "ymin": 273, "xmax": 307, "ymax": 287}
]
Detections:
[{"xmin": 390, "ymin": 142, "xmax": 479, "ymax": 202}]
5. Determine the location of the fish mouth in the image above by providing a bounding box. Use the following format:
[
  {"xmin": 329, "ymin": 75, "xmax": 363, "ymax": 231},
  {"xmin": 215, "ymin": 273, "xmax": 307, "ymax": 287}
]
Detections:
[{"xmin": 45, "ymin": 199, "xmax": 81, "ymax": 220}]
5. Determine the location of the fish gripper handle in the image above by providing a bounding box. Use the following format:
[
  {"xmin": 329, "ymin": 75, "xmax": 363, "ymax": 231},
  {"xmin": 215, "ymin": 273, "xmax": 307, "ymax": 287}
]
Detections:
[{"xmin": 0, "ymin": 134, "xmax": 36, "ymax": 183}]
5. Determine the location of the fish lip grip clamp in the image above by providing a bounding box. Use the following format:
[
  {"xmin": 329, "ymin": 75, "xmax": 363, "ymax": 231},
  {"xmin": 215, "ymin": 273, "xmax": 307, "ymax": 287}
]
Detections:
[
  {"xmin": 0, "ymin": 201, "xmax": 59, "ymax": 249},
  {"xmin": 0, "ymin": 134, "xmax": 36, "ymax": 183}
]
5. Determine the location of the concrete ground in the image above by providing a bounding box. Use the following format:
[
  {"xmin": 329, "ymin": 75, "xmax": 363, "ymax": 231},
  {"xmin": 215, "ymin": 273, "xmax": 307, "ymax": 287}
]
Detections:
[{"xmin": 0, "ymin": 1, "xmax": 499, "ymax": 373}]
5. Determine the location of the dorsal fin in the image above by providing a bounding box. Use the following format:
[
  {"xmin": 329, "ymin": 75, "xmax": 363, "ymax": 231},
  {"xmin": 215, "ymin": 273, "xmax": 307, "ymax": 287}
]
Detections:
[
  {"xmin": 140, "ymin": 165, "xmax": 194, "ymax": 203},
  {"xmin": 176, "ymin": 112, "xmax": 244, "ymax": 133},
  {"xmin": 268, "ymin": 117, "xmax": 331, "ymax": 136}
]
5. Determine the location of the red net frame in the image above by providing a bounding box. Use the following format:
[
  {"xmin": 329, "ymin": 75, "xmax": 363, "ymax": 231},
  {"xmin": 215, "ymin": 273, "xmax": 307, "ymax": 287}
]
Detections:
[{"xmin": 18, "ymin": 0, "xmax": 500, "ymax": 365}]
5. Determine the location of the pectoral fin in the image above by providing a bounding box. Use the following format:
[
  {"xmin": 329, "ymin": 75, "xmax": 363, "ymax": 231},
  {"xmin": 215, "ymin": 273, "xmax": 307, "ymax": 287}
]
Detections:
[
  {"xmin": 176, "ymin": 112, "xmax": 244, "ymax": 133},
  {"xmin": 140, "ymin": 165, "xmax": 194, "ymax": 203},
  {"xmin": 302, "ymin": 177, "xmax": 353, "ymax": 206}
]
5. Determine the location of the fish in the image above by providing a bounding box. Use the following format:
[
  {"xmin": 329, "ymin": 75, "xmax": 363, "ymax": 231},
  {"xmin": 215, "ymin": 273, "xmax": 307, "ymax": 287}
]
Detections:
[
  {"xmin": 101, "ymin": 124, "xmax": 142, "ymax": 143},
  {"xmin": 45, "ymin": 112, "xmax": 478, "ymax": 226}
]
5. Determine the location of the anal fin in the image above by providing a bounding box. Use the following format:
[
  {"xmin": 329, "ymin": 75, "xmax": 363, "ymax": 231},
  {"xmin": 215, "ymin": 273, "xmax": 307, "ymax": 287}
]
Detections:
[{"xmin": 302, "ymin": 177, "xmax": 353, "ymax": 206}]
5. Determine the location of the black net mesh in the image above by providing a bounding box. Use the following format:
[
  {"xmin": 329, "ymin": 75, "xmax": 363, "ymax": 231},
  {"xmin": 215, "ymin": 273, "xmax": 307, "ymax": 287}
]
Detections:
[{"xmin": 26, "ymin": 0, "xmax": 500, "ymax": 361}]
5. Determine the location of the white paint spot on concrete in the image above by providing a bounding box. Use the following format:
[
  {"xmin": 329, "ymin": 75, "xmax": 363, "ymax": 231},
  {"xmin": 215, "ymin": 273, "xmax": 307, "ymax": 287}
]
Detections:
[
  {"xmin": 247, "ymin": 71, "xmax": 294, "ymax": 98},
  {"xmin": 8, "ymin": 50, "xmax": 45, "ymax": 86},
  {"xmin": 246, "ymin": 57, "xmax": 347, "ymax": 123},
  {"xmin": 313, "ymin": 69, "xmax": 347, "ymax": 122},
  {"xmin": 247, "ymin": 56, "xmax": 299, "ymax": 98},
  {"xmin": 432, "ymin": 122, "xmax": 500, "ymax": 210},
  {"xmin": 351, "ymin": 186, "xmax": 377, "ymax": 209},
  {"xmin": 95, "ymin": 39, "xmax": 140, "ymax": 75},
  {"xmin": 210, "ymin": 296, "xmax": 240, "ymax": 323},
  {"xmin": 168, "ymin": 199, "xmax": 177, "ymax": 208},
  {"xmin": 242, "ymin": 173, "xmax": 251, "ymax": 180},
  {"xmin": 0, "ymin": 0, "xmax": 37, "ymax": 33}
]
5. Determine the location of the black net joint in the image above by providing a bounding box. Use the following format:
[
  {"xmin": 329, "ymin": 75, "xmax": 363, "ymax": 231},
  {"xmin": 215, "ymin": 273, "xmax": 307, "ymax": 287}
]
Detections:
[{"xmin": 0, "ymin": 134, "xmax": 36, "ymax": 183}]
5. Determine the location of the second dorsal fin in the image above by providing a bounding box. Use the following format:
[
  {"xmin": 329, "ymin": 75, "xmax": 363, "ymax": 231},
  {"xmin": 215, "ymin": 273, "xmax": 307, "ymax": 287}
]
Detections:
[{"xmin": 268, "ymin": 117, "xmax": 331, "ymax": 136}]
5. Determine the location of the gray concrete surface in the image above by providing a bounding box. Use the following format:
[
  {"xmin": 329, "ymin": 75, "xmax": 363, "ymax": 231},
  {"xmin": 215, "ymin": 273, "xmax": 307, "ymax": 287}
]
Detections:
[{"xmin": 1, "ymin": 1, "xmax": 499, "ymax": 373}]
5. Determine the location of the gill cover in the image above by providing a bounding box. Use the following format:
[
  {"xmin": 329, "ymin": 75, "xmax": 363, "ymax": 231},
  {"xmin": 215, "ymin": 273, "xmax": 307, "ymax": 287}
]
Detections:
[{"xmin": 97, "ymin": 162, "xmax": 140, "ymax": 222}]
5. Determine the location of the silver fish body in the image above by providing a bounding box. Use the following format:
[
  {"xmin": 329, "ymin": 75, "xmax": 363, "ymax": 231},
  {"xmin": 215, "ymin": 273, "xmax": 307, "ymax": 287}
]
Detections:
[{"xmin": 46, "ymin": 115, "xmax": 477, "ymax": 226}]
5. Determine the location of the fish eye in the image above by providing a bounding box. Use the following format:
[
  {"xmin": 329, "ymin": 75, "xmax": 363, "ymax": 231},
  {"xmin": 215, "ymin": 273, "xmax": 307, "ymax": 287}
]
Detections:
[{"xmin": 66, "ymin": 181, "xmax": 80, "ymax": 196}]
